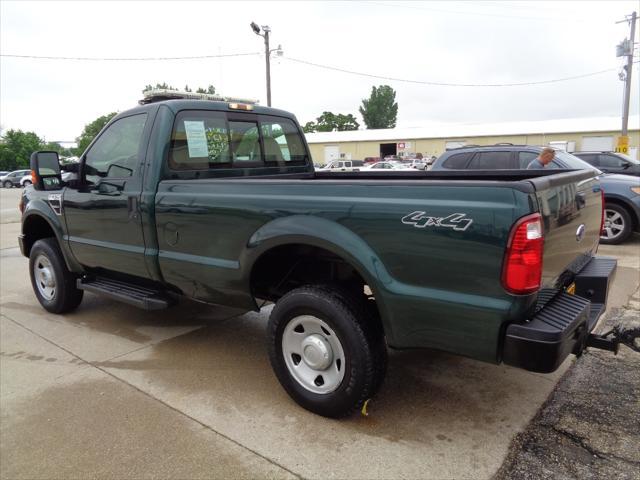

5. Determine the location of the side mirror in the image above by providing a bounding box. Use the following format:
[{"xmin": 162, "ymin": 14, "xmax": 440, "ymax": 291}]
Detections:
[{"xmin": 30, "ymin": 151, "xmax": 62, "ymax": 190}]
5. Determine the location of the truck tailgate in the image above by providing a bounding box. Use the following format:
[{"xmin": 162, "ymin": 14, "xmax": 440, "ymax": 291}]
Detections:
[{"xmin": 529, "ymin": 170, "xmax": 602, "ymax": 290}]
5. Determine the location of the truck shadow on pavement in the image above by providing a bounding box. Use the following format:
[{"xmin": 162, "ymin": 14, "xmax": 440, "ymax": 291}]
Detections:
[{"xmin": 83, "ymin": 303, "xmax": 555, "ymax": 448}]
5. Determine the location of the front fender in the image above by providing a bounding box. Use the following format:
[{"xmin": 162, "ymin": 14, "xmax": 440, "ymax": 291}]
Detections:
[
  {"xmin": 22, "ymin": 197, "xmax": 83, "ymax": 273},
  {"xmin": 242, "ymin": 215, "xmax": 397, "ymax": 343}
]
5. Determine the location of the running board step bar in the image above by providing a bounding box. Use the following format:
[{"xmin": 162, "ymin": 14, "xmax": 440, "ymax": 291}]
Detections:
[{"xmin": 77, "ymin": 277, "xmax": 174, "ymax": 310}]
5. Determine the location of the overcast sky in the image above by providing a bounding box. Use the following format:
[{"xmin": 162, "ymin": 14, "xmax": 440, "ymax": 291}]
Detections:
[{"xmin": 1, "ymin": 1, "xmax": 638, "ymax": 144}]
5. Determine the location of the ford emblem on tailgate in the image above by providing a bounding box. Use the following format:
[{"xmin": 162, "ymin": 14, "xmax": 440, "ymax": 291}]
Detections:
[{"xmin": 576, "ymin": 224, "xmax": 586, "ymax": 242}]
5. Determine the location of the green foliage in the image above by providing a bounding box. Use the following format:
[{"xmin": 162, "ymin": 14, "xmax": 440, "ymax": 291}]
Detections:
[
  {"xmin": 74, "ymin": 112, "xmax": 118, "ymax": 155},
  {"xmin": 143, "ymin": 83, "xmax": 216, "ymax": 95},
  {"xmin": 142, "ymin": 82, "xmax": 177, "ymax": 94},
  {"xmin": 0, "ymin": 130, "xmax": 43, "ymax": 170},
  {"xmin": 196, "ymin": 85, "xmax": 216, "ymax": 94},
  {"xmin": 359, "ymin": 85, "xmax": 398, "ymax": 129},
  {"xmin": 303, "ymin": 112, "xmax": 360, "ymax": 133},
  {"xmin": 302, "ymin": 122, "xmax": 317, "ymax": 133}
]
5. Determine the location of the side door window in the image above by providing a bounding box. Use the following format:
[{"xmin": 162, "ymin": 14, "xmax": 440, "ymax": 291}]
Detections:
[
  {"xmin": 576, "ymin": 154, "xmax": 598, "ymax": 167},
  {"xmin": 518, "ymin": 152, "xmax": 539, "ymax": 169},
  {"xmin": 467, "ymin": 151, "xmax": 513, "ymax": 169},
  {"xmin": 84, "ymin": 114, "xmax": 147, "ymax": 186},
  {"xmin": 598, "ymin": 154, "xmax": 626, "ymax": 170},
  {"xmin": 442, "ymin": 152, "xmax": 474, "ymax": 169}
]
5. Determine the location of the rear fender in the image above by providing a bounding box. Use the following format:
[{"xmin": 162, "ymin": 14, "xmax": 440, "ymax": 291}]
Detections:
[{"xmin": 242, "ymin": 215, "xmax": 396, "ymax": 342}]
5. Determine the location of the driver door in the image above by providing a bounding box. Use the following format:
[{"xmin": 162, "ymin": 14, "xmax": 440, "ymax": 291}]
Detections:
[{"xmin": 63, "ymin": 112, "xmax": 151, "ymax": 278}]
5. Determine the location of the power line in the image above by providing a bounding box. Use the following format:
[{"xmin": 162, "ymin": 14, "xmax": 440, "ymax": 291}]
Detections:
[
  {"xmin": 0, "ymin": 52, "xmax": 261, "ymax": 61},
  {"xmin": 282, "ymin": 56, "xmax": 639, "ymax": 87}
]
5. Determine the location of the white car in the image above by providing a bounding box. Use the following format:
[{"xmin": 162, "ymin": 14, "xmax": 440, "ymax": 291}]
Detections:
[
  {"xmin": 362, "ymin": 161, "xmax": 414, "ymax": 171},
  {"xmin": 20, "ymin": 173, "xmax": 34, "ymax": 187},
  {"xmin": 320, "ymin": 160, "xmax": 363, "ymax": 172}
]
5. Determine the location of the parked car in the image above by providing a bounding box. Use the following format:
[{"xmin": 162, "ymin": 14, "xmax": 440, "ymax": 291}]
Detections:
[
  {"xmin": 20, "ymin": 173, "xmax": 34, "ymax": 187},
  {"xmin": 431, "ymin": 145, "xmax": 640, "ymax": 245},
  {"xmin": 363, "ymin": 156, "xmax": 380, "ymax": 165},
  {"xmin": 0, "ymin": 171, "xmax": 9, "ymax": 178},
  {"xmin": 362, "ymin": 161, "xmax": 413, "ymax": 171},
  {"xmin": 402, "ymin": 159, "xmax": 427, "ymax": 170},
  {"xmin": 319, "ymin": 160, "xmax": 363, "ymax": 172},
  {"xmin": 21, "ymin": 96, "xmax": 619, "ymax": 418},
  {"xmin": 573, "ymin": 151, "xmax": 640, "ymax": 176},
  {"xmin": 1, "ymin": 169, "xmax": 30, "ymax": 188}
]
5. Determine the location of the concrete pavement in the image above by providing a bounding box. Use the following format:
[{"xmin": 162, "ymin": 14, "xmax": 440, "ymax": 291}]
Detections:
[{"xmin": 1, "ymin": 187, "xmax": 638, "ymax": 479}]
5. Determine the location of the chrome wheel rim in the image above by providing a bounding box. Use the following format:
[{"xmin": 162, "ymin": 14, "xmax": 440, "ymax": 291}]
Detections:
[
  {"xmin": 602, "ymin": 209, "xmax": 625, "ymax": 241},
  {"xmin": 33, "ymin": 254, "xmax": 56, "ymax": 300},
  {"xmin": 282, "ymin": 315, "xmax": 346, "ymax": 394}
]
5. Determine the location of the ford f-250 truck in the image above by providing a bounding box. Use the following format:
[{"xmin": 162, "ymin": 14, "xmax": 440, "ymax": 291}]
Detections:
[{"xmin": 20, "ymin": 93, "xmax": 621, "ymax": 417}]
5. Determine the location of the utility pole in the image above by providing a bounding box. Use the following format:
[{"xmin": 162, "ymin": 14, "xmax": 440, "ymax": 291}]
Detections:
[
  {"xmin": 250, "ymin": 22, "xmax": 282, "ymax": 107},
  {"xmin": 616, "ymin": 11, "xmax": 637, "ymax": 153}
]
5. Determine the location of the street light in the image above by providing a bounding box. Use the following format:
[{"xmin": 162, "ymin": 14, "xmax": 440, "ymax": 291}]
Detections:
[{"xmin": 250, "ymin": 22, "xmax": 282, "ymax": 107}]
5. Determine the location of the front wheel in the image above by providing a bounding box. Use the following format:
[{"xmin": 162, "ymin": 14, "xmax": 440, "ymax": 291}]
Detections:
[
  {"xmin": 600, "ymin": 204, "xmax": 632, "ymax": 245},
  {"xmin": 29, "ymin": 238, "xmax": 83, "ymax": 313},
  {"xmin": 267, "ymin": 285, "xmax": 385, "ymax": 418}
]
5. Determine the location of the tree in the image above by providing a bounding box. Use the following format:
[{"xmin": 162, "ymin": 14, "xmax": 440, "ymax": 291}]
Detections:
[
  {"xmin": 359, "ymin": 85, "xmax": 398, "ymax": 129},
  {"xmin": 0, "ymin": 130, "xmax": 43, "ymax": 170},
  {"xmin": 142, "ymin": 82, "xmax": 177, "ymax": 94},
  {"xmin": 302, "ymin": 111, "xmax": 360, "ymax": 133},
  {"xmin": 196, "ymin": 85, "xmax": 216, "ymax": 94},
  {"xmin": 302, "ymin": 121, "xmax": 317, "ymax": 133},
  {"xmin": 74, "ymin": 112, "xmax": 118, "ymax": 155}
]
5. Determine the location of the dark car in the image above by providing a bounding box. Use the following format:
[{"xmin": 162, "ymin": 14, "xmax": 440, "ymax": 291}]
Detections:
[
  {"xmin": 432, "ymin": 145, "xmax": 640, "ymax": 245},
  {"xmin": 1, "ymin": 169, "xmax": 31, "ymax": 188},
  {"xmin": 573, "ymin": 151, "xmax": 640, "ymax": 176}
]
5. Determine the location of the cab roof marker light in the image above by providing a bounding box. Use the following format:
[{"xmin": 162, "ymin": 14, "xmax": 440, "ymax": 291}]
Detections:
[{"xmin": 229, "ymin": 103, "xmax": 254, "ymax": 111}]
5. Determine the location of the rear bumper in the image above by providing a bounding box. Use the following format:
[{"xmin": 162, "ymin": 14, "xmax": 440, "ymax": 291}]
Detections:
[{"xmin": 502, "ymin": 256, "xmax": 616, "ymax": 373}]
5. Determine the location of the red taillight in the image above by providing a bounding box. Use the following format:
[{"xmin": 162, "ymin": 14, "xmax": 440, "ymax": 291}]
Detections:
[{"xmin": 502, "ymin": 213, "xmax": 544, "ymax": 294}]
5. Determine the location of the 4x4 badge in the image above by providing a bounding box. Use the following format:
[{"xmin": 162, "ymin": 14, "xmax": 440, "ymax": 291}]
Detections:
[{"xmin": 402, "ymin": 211, "xmax": 473, "ymax": 231}]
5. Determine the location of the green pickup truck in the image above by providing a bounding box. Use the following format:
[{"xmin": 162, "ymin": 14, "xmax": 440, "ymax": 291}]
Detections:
[{"xmin": 20, "ymin": 94, "xmax": 618, "ymax": 417}]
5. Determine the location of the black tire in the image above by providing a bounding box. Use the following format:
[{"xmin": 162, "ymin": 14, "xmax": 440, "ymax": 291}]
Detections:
[
  {"xmin": 22, "ymin": 180, "xmax": 32, "ymax": 187},
  {"xmin": 267, "ymin": 285, "xmax": 386, "ymax": 418},
  {"xmin": 600, "ymin": 203, "xmax": 632, "ymax": 245},
  {"xmin": 29, "ymin": 238, "xmax": 83, "ymax": 313},
  {"xmin": 3, "ymin": 181, "xmax": 12, "ymax": 188}
]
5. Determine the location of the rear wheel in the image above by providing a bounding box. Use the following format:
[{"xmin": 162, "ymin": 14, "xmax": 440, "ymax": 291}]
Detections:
[
  {"xmin": 600, "ymin": 204, "xmax": 632, "ymax": 245},
  {"xmin": 267, "ymin": 285, "xmax": 386, "ymax": 418},
  {"xmin": 29, "ymin": 238, "xmax": 83, "ymax": 313},
  {"xmin": 3, "ymin": 181, "xmax": 12, "ymax": 188},
  {"xmin": 22, "ymin": 180, "xmax": 32, "ymax": 187}
]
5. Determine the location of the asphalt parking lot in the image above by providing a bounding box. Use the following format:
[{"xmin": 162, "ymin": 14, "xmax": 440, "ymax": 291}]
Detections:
[{"xmin": 1, "ymin": 186, "xmax": 639, "ymax": 479}]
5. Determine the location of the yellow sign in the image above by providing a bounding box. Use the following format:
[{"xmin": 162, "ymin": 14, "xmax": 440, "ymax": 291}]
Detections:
[{"xmin": 616, "ymin": 136, "xmax": 629, "ymax": 154}]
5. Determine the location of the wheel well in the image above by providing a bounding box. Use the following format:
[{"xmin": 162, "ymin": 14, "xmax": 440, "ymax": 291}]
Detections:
[
  {"xmin": 251, "ymin": 244, "xmax": 372, "ymax": 302},
  {"xmin": 22, "ymin": 215, "xmax": 56, "ymax": 256},
  {"xmin": 605, "ymin": 197, "xmax": 638, "ymax": 229}
]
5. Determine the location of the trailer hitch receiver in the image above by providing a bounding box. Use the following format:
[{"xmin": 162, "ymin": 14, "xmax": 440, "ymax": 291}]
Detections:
[{"xmin": 586, "ymin": 325, "xmax": 640, "ymax": 354}]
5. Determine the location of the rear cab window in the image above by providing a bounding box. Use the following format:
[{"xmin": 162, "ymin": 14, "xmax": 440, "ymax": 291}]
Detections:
[{"xmin": 167, "ymin": 109, "xmax": 309, "ymax": 178}]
